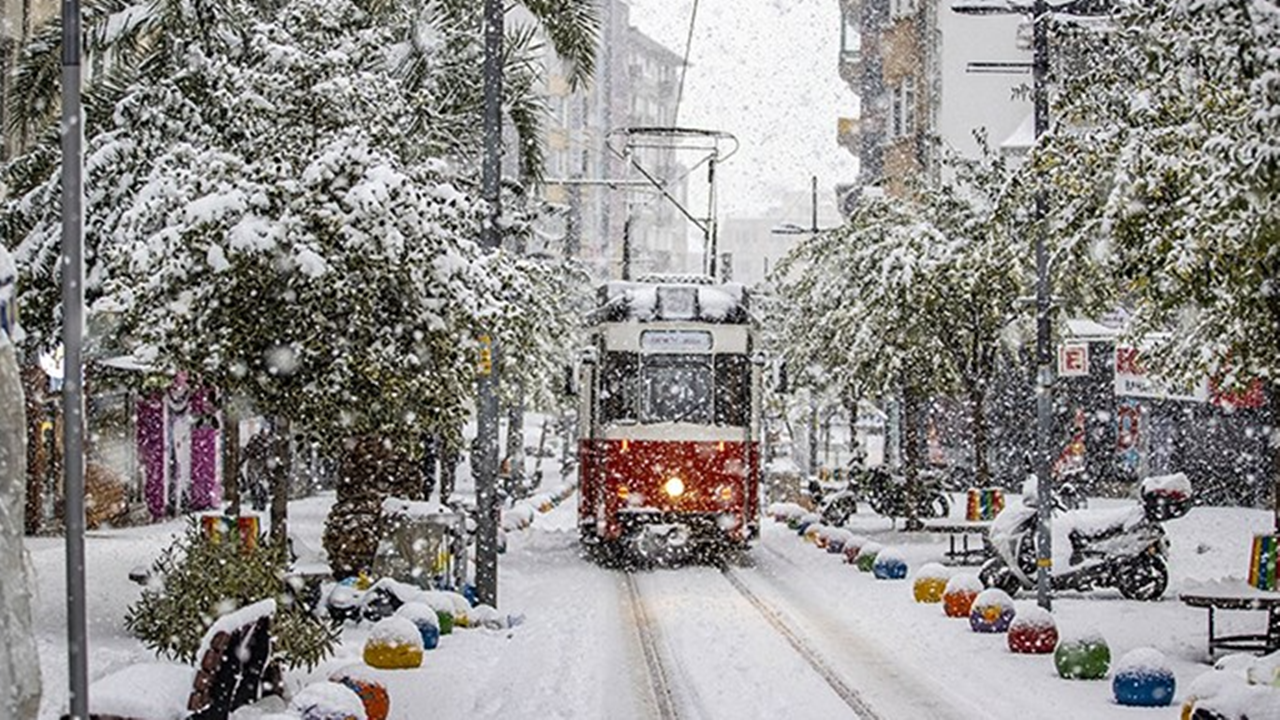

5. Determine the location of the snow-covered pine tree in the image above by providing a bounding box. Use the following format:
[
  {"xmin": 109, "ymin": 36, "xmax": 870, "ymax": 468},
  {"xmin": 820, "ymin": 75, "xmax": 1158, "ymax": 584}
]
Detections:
[{"xmin": 1046, "ymin": 0, "xmax": 1280, "ymax": 526}]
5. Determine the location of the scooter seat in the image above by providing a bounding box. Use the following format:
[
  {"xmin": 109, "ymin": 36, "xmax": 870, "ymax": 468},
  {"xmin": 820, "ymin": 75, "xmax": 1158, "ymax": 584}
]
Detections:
[{"xmin": 1066, "ymin": 506, "xmax": 1146, "ymax": 561}]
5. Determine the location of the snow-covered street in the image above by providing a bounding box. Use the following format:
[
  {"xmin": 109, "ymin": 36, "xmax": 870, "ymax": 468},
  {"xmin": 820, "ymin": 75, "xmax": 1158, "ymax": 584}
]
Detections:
[{"xmin": 27, "ymin": 480, "xmax": 1276, "ymax": 719}]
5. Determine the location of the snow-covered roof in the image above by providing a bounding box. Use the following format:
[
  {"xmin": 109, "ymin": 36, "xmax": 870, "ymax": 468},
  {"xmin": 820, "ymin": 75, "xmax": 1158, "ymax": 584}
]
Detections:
[
  {"xmin": 595, "ymin": 280, "xmax": 751, "ymax": 324},
  {"xmin": 1063, "ymin": 318, "xmax": 1121, "ymax": 340}
]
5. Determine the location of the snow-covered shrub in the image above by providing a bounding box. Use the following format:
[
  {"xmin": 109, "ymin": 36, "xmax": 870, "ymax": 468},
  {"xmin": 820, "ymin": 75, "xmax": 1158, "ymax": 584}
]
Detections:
[{"xmin": 125, "ymin": 522, "xmax": 337, "ymax": 670}]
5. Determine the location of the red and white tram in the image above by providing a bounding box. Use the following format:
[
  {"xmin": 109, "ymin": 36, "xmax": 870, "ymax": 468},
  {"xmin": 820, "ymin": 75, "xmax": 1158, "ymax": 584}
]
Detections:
[{"xmin": 576, "ymin": 276, "xmax": 762, "ymax": 558}]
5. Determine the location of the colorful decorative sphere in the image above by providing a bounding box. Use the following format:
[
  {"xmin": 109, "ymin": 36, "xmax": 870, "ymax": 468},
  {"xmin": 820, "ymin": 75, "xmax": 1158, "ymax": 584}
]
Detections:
[
  {"xmin": 292, "ymin": 681, "xmax": 367, "ymax": 720},
  {"xmin": 943, "ymin": 573, "xmax": 983, "ymax": 618},
  {"xmin": 1112, "ymin": 648, "xmax": 1175, "ymax": 707},
  {"xmin": 855, "ymin": 543, "xmax": 883, "ymax": 573},
  {"xmin": 969, "ymin": 588, "xmax": 1016, "ymax": 633},
  {"xmin": 872, "ymin": 548, "xmax": 909, "ymax": 580},
  {"xmin": 826, "ymin": 529, "xmax": 851, "ymax": 554},
  {"xmin": 436, "ymin": 609, "xmax": 454, "ymax": 635},
  {"xmin": 803, "ymin": 522, "xmax": 825, "ymax": 544},
  {"xmin": 421, "ymin": 591, "xmax": 459, "ymax": 634},
  {"xmin": 1054, "ymin": 633, "xmax": 1111, "ymax": 680},
  {"xmin": 912, "ymin": 563, "xmax": 950, "ymax": 603},
  {"xmin": 329, "ymin": 669, "xmax": 390, "ymax": 720},
  {"xmin": 842, "ymin": 535, "xmax": 867, "ymax": 565},
  {"xmin": 1007, "ymin": 606, "xmax": 1058, "ymax": 654},
  {"xmin": 394, "ymin": 602, "xmax": 441, "ymax": 650},
  {"xmin": 363, "ymin": 617, "xmax": 424, "ymax": 670}
]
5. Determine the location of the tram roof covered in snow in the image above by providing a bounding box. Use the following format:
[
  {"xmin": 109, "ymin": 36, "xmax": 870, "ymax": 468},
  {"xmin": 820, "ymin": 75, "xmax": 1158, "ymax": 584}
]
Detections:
[{"xmin": 594, "ymin": 275, "xmax": 751, "ymax": 324}]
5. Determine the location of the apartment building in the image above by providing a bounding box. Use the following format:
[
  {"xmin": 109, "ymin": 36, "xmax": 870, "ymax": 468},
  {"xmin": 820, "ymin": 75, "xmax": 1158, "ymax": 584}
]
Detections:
[
  {"xmin": 537, "ymin": 0, "xmax": 690, "ymax": 280},
  {"xmin": 837, "ymin": 0, "xmax": 1028, "ymax": 203}
]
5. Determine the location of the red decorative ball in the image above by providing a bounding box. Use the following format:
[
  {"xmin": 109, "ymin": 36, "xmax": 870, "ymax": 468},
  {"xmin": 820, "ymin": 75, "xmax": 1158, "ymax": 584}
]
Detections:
[
  {"xmin": 1007, "ymin": 606, "xmax": 1058, "ymax": 654},
  {"xmin": 329, "ymin": 669, "xmax": 391, "ymax": 720},
  {"xmin": 1008, "ymin": 621, "xmax": 1059, "ymax": 654}
]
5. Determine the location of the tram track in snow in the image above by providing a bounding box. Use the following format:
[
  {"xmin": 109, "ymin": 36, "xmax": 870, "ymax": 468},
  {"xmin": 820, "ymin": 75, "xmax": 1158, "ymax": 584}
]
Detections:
[
  {"xmin": 624, "ymin": 558, "xmax": 883, "ymax": 720},
  {"xmin": 623, "ymin": 571, "xmax": 683, "ymax": 720},
  {"xmin": 743, "ymin": 541, "xmax": 986, "ymax": 720},
  {"xmin": 719, "ymin": 564, "xmax": 885, "ymax": 720}
]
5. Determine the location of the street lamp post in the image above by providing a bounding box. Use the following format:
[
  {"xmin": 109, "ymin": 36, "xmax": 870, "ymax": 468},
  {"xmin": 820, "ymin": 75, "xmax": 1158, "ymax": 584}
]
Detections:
[
  {"xmin": 61, "ymin": 0, "xmax": 91, "ymax": 714},
  {"xmin": 951, "ymin": 0, "xmax": 1054, "ymax": 612},
  {"xmin": 950, "ymin": 0, "xmax": 1108, "ymax": 611},
  {"xmin": 475, "ymin": 0, "xmax": 503, "ymax": 609}
]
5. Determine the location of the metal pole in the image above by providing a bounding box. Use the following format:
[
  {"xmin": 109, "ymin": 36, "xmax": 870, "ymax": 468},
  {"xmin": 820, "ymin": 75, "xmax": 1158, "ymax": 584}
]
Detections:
[
  {"xmin": 706, "ymin": 157, "xmax": 717, "ymax": 278},
  {"xmin": 810, "ymin": 175, "xmax": 818, "ymax": 234},
  {"xmin": 1031, "ymin": 0, "xmax": 1054, "ymax": 612},
  {"xmin": 475, "ymin": 0, "xmax": 503, "ymax": 608},
  {"xmin": 808, "ymin": 397, "xmax": 819, "ymax": 476},
  {"xmin": 621, "ymin": 215, "xmax": 633, "ymax": 280},
  {"xmin": 60, "ymin": 0, "xmax": 89, "ymax": 714}
]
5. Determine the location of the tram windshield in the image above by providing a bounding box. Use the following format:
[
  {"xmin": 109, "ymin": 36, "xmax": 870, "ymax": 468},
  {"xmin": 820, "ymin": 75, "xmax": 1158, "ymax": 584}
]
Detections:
[
  {"xmin": 642, "ymin": 355, "xmax": 713, "ymax": 424},
  {"xmin": 599, "ymin": 351, "xmax": 749, "ymax": 427}
]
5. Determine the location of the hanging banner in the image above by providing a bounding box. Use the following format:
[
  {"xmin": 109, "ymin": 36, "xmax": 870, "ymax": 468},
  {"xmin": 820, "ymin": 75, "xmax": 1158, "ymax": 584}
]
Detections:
[{"xmin": 1113, "ymin": 346, "xmax": 1207, "ymax": 401}]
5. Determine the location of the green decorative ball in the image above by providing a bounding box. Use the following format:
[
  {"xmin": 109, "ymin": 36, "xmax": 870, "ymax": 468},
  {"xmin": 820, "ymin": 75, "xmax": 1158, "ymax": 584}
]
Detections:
[
  {"xmin": 436, "ymin": 609, "xmax": 454, "ymax": 636},
  {"xmin": 1054, "ymin": 637, "xmax": 1110, "ymax": 680},
  {"xmin": 855, "ymin": 550, "xmax": 879, "ymax": 573}
]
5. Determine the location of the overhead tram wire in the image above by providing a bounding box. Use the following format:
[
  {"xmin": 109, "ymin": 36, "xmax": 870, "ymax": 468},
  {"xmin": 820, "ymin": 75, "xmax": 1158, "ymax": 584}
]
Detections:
[
  {"xmin": 632, "ymin": 1, "xmax": 701, "ymax": 217},
  {"xmin": 674, "ymin": 0, "xmax": 700, "ymax": 123}
]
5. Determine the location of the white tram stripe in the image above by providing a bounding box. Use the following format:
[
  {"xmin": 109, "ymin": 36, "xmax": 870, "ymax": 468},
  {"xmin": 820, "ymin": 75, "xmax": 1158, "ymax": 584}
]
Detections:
[{"xmin": 601, "ymin": 423, "xmax": 751, "ymax": 443}]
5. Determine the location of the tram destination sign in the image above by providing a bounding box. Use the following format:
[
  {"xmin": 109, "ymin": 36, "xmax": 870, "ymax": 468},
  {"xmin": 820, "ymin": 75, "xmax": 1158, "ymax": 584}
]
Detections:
[{"xmin": 641, "ymin": 330, "xmax": 714, "ymax": 352}]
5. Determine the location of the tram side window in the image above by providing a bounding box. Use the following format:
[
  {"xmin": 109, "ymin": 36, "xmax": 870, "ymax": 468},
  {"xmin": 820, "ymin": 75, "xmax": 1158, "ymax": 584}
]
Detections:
[
  {"xmin": 601, "ymin": 352, "xmax": 639, "ymax": 424},
  {"xmin": 642, "ymin": 355, "xmax": 713, "ymax": 424},
  {"xmin": 714, "ymin": 354, "xmax": 750, "ymax": 426}
]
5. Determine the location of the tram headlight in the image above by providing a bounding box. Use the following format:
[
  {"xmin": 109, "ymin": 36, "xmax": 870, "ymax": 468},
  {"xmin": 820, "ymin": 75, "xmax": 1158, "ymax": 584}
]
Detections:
[{"xmin": 663, "ymin": 477, "xmax": 685, "ymax": 498}]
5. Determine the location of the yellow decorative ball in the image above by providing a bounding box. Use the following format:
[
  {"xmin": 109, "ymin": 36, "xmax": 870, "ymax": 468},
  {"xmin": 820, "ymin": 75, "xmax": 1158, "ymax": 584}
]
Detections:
[
  {"xmin": 914, "ymin": 577, "xmax": 948, "ymax": 603},
  {"xmin": 913, "ymin": 563, "xmax": 951, "ymax": 603},
  {"xmin": 363, "ymin": 617, "xmax": 424, "ymax": 670}
]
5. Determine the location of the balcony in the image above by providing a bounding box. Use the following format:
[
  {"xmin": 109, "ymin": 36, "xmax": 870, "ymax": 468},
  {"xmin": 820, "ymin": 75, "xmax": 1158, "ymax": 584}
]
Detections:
[{"xmin": 837, "ymin": 117, "xmax": 860, "ymax": 154}]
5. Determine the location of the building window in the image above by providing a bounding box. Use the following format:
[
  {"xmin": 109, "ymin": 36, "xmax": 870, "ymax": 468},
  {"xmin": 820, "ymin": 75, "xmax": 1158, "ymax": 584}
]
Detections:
[
  {"xmin": 890, "ymin": 76, "xmax": 916, "ymax": 138},
  {"xmin": 841, "ymin": 13, "xmax": 861, "ymax": 56}
]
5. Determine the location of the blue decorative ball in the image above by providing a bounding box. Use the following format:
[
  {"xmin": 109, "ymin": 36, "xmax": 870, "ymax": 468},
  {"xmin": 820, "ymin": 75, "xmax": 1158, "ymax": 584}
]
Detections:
[
  {"xmin": 872, "ymin": 553, "xmax": 908, "ymax": 580},
  {"xmin": 1112, "ymin": 649, "xmax": 1176, "ymax": 707}
]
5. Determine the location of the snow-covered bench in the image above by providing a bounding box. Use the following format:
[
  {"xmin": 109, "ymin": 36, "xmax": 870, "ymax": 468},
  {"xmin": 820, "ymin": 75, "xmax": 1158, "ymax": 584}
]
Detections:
[{"xmin": 78, "ymin": 599, "xmax": 277, "ymax": 720}]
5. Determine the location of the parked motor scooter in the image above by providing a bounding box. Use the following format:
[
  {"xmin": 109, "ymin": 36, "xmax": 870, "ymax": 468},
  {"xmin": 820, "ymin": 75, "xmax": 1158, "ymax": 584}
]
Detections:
[{"xmin": 979, "ymin": 472, "xmax": 1192, "ymax": 601}]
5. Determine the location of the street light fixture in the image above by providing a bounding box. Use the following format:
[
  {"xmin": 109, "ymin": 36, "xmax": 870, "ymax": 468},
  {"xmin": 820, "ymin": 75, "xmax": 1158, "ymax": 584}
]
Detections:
[
  {"xmin": 770, "ymin": 176, "xmax": 841, "ymax": 478},
  {"xmin": 951, "ymin": 0, "xmax": 1110, "ymax": 611}
]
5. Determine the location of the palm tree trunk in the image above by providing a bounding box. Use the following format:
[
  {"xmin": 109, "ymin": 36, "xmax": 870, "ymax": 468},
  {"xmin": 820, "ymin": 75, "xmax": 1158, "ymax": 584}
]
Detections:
[{"xmin": 322, "ymin": 435, "xmax": 425, "ymax": 579}]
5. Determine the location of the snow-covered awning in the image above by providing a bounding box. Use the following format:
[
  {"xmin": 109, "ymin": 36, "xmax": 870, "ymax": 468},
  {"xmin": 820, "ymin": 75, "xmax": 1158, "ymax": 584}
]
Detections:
[{"xmin": 1063, "ymin": 318, "xmax": 1120, "ymax": 341}]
